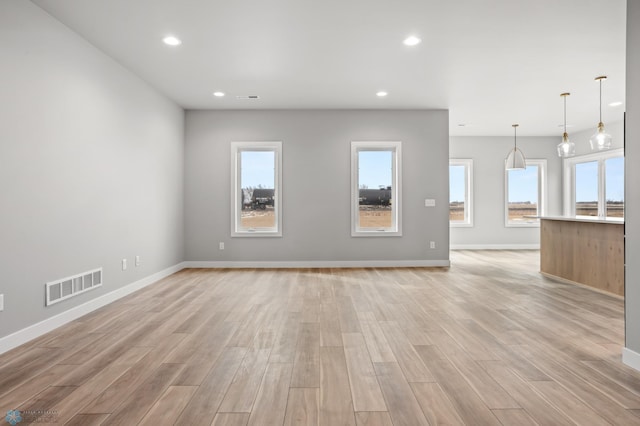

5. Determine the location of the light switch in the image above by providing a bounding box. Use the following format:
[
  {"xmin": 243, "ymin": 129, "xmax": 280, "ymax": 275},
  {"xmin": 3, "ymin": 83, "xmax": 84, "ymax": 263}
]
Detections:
[{"xmin": 425, "ymin": 199, "xmax": 436, "ymax": 207}]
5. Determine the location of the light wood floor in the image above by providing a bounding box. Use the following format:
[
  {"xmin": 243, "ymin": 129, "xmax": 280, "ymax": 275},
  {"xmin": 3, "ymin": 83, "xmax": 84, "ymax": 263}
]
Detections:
[{"xmin": 2, "ymin": 250, "xmax": 640, "ymax": 425}]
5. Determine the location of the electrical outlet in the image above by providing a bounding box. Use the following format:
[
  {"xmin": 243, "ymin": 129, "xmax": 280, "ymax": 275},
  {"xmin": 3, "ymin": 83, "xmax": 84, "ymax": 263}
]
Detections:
[
  {"xmin": 219, "ymin": 242, "xmax": 225, "ymax": 250},
  {"xmin": 122, "ymin": 259, "xmax": 127, "ymax": 271},
  {"xmin": 430, "ymin": 241, "xmax": 436, "ymax": 249},
  {"xmin": 135, "ymin": 255, "xmax": 141, "ymax": 267},
  {"xmin": 0, "ymin": 294, "xmax": 4, "ymax": 312}
]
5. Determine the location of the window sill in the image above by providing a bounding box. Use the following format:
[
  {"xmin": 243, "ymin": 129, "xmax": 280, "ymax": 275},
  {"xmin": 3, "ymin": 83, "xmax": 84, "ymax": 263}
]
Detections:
[
  {"xmin": 232, "ymin": 231, "xmax": 282, "ymax": 237},
  {"xmin": 352, "ymin": 230, "xmax": 402, "ymax": 237}
]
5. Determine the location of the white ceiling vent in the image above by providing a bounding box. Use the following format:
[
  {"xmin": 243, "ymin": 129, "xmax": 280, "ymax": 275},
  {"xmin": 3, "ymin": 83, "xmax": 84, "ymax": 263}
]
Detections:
[{"xmin": 236, "ymin": 95, "xmax": 260, "ymax": 100}]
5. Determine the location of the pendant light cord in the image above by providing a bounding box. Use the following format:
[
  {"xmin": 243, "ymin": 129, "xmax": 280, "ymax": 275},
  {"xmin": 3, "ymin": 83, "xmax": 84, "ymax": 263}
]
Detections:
[
  {"xmin": 564, "ymin": 95, "xmax": 567, "ymax": 133},
  {"xmin": 599, "ymin": 78, "xmax": 603, "ymax": 123}
]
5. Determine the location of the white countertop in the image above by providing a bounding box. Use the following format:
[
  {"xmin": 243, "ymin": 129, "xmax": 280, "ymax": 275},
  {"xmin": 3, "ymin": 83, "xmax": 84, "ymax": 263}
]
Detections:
[{"xmin": 539, "ymin": 216, "xmax": 624, "ymax": 225}]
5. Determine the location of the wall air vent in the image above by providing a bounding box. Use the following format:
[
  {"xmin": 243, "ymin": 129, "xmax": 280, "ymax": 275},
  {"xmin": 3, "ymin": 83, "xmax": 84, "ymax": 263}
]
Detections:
[
  {"xmin": 45, "ymin": 268, "xmax": 103, "ymax": 306},
  {"xmin": 236, "ymin": 95, "xmax": 260, "ymax": 100}
]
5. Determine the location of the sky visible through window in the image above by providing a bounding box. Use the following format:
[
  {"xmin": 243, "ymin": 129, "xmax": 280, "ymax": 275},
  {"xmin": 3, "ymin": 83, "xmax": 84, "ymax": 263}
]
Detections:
[
  {"xmin": 574, "ymin": 158, "xmax": 624, "ymax": 202},
  {"xmin": 606, "ymin": 157, "xmax": 624, "ymax": 201},
  {"xmin": 450, "ymin": 165, "xmax": 465, "ymax": 202},
  {"xmin": 359, "ymin": 151, "xmax": 392, "ymax": 188},
  {"xmin": 452, "ymin": 162, "xmax": 546, "ymax": 224},
  {"xmin": 576, "ymin": 161, "xmax": 598, "ymax": 203},
  {"xmin": 241, "ymin": 151, "xmax": 275, "ymax": 188},
  {"xmin": 508, "ymin": 166, "xmax": 538, "ymax": 203},
  {"xmin": 452, "ymin": 164, "xmax": 539, "ymax": 204},
  {"xmin": 242, "ymin": 150, "xmax": 397, "ymax": 189}
]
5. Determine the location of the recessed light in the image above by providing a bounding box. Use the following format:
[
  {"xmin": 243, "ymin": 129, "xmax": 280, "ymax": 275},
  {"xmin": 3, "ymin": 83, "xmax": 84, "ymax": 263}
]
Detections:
[
  {"xmin": 403, "ymin": 36, "xmax": 422, "ymax": 46},
  {"xmin": 213, "ymin": 92, "xmax": 225, "ymax": 97},
  {"xmin": 162, "ymin": 36, "xmax": 182, "ymax": 46},
  {"xmin": 609, "ymin": 101, "xmax": 623, "ymax": 107},
  {"xmin": 376, "ymin": 91, "xmax": 388, "ymax": 97}
]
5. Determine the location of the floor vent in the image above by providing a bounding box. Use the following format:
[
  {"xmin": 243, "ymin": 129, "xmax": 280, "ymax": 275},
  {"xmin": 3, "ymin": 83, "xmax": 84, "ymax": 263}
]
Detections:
[{"xmin": 46, "ymin": 268, "xmax": 103, "ymax": 306}]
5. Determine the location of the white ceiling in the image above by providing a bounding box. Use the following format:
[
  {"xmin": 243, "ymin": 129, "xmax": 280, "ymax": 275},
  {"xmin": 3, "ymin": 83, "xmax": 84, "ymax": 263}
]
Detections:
[{"xmin": 32, "ymin": 0, "xmax": 627, "ymax": 136}]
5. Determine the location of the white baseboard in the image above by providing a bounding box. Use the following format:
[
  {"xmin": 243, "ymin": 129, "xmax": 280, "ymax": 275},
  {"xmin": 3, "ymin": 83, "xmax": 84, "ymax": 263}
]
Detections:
[
  {"xmin": 0, "ymin": 262, "xmax": 186, "ymax": 356},
  {"xmin": 450, "ymin": 244, "xmax": 540, "ymax": 250},
  {"xmin": 623, "ymin": 347, "xmax": 640, "ymax": 372},
  {"xmin": 184, "ymin": 259, "xmax": 450, "ymax": 268}
]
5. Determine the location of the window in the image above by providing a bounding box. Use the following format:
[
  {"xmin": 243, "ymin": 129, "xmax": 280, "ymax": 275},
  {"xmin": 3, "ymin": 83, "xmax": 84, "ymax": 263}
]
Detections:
[
  {"xmin": 351, "ymin": 141, "xmax": 401, "ymax": 236},
  {"xmin": 563, "ymin": 148, "xmax": 624, "ymax": 219},
  {"xmin": 449, "ymin": 159, "xmax": 473, "ymax": 227},
  {"xmin": 504, "ymin": 159, "xmax": 546, "ymax": 227},
  {"xmin": 231, "ymin": 141, "xmax": 282, "ymax": 236},
  {"xmin": 575, "ymin": 161, "xmax": 598, "ymax": 216},
  {"xmin": 605, "ymin": 157, "xmax": 624, "ymax": 218}
]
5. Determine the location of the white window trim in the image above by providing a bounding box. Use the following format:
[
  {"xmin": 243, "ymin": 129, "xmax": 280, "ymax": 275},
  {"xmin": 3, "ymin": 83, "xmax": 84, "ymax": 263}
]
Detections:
[
  {"xmin": 230, "ymin": 141, "xmax": 282, "ymax": 237},
  {"xmin": 504, "ymin": 158, "xmax": 546, "ymax": 228},
  {"xmin": 449, "ymin": 159, "xmax": 474, "ymax": 227},
  {"xmin": 351, "ymin": 141, "xmax": 402, "ymax": 237},
  {"xmin": 562, "ymin": 148, "xmax": 624, "ymax": 218}
]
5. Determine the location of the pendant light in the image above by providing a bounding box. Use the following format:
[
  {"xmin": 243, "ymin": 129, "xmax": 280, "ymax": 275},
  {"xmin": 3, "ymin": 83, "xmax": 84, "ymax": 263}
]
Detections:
[
  {"xmin": 506, "ymin": 124, "xmax": 526, "ymax": 170},
  {"xmin": 589, "ymin": 75, "xmax": 612, "ymax": 151},
  {"xmin": 557, "ymin": 92, "xmax": 575, "ymax": 158}
]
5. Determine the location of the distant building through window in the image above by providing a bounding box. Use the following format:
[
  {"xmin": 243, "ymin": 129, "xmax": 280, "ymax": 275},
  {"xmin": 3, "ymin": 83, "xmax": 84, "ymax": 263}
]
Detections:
[{"xmin": 351, "ymin": 141, "xmax": 402, "ymax": 236}]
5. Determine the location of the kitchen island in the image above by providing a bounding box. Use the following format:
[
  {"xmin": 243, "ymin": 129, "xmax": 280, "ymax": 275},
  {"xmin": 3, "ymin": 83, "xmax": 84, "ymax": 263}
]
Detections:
[{"xmin": 540, "ymin": 216, "xmax": 624, "ymax": 297}]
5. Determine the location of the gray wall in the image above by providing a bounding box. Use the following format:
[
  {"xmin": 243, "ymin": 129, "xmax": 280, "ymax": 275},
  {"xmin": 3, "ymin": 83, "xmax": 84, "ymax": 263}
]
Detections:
[
  {"xmin": 449, "ymin": 136, "xmax": 562, "ymax": 248},
  {"xmin": 626, "ymin": 0, "xmax": 640, "ymax": 356},
  {"xmin": 0, "ymin": 1, "xmax": 184, "ymax": 338},
  {"xmin": 185, "ymin": 110, "xmax": 449, "ymax": 263}
]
